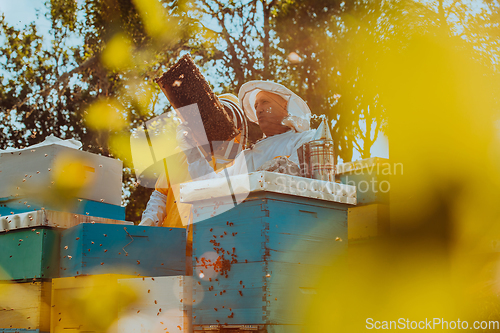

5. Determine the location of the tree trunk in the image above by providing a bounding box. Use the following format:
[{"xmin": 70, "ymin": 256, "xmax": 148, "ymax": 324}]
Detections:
[{"xmin": 262, "ymin": 0, "xmax": 273, "ymax": 80}]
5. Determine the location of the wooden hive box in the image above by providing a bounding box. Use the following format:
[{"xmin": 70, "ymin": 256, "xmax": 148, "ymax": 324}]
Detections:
[
  {"xmin": 180, "ymin": 172, "xmax": 355, "ymax": 330},
  {"xmin": 0, "ymin": 144, "xmax": 123, "ymax": 206},
  {"xmin": 59, "ymin": 223, "xmax": 186, "ymax": 278},
  {"xmin": 337, "ymin": 157, "xmax": 391, "ymax": 206},
  {"xmin": 0, "ymin": 227, "xmax": 60, "ymax": 281},
  {"xmin": 348, "ymin": 203, "xmax": 390, "ymax": 241},
  {"xmin": 50, "ymin": 274, "xmax": 140, "ymax": 333},
  {"xmin": 117, "ymin": 276, "xmax": 193, "ymax": 333},
  {"xmin": 0, "ymin": 281, "xmax": 51, "ymax": 332}
]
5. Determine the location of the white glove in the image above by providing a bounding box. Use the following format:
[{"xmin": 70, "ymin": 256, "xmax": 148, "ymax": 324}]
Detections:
[
  {"xmin": 139, "ymin": 190, "xmax": 168, "ymax": 226},
  {"xmin": 176, "ymin": 123, "xmax": 203, "ymax": 163}
]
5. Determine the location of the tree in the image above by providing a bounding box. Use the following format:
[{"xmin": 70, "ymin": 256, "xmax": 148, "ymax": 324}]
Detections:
[
  {"xmin": 194, "ymin": 0, "xmax": 393, "ymax": 162},
  {"xmin": 2, "ymin": 0, "xmax": 499, "ymax": 223},
  {"xmin": 0, "ymin": 0, "xmax": 200, "ymax": 222}
]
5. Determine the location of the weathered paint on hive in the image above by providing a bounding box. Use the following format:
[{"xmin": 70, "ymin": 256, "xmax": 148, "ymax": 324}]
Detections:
[
  {"xmin": 191, "ymin": 191, "xmax": 348, "ymax": 326},
  {"xmin": 59, "ymin": 223, "xmax": 186, "ymax": 277}
]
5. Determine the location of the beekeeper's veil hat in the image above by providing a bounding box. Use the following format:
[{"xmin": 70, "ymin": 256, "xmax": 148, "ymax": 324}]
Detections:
[{"xmin": 238, "ymin": 81, "xmax": 311, "ymax": 132}]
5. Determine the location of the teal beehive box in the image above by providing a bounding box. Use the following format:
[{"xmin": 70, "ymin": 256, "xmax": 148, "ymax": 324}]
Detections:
[
  {"xmin": 0, "ymin": 196, "xmax": 125, "ymax": 220},
  {"xmin": 59, "ymin": 223, "xmax": 186, "ymax": 277},
  {"xmin": 180, "ymin": 171, "xmax": 356, "ymax": 329},
  {"xmin": 0, "ymin": 227, "xmax": 60, "ymax": 281}
]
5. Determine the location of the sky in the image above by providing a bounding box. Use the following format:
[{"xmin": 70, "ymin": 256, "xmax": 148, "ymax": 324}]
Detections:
[
  {"xmin": 0, "ymin": 0, "xmax": 390, "ymax": 162},
  {"xmin": 0, "ymin": 0, "xmax": 49, "ymax": 29}
]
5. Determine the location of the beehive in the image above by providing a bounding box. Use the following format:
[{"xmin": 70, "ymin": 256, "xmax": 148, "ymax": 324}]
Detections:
[
  {"xmin": 191, "ymin": 193, "xmax": 347, "ymax": 326},
  {"xmin": 155, "ymin": 54, "xmax": 239, "ymax": 144},
  {"xmin": 0, "ymin": 228, "xmax": 60, "ymax": 281},
  {"xmin": 50, "ymin": 274, "xmax": 139, "ymax": 333},
  {"xmin": 59, "ymin": 223, "xmax": 186, "ymax": 277},
  {"xmin": 117, "ymin": 276, "xmax": 193, "ymax": 333},
  {"xmin": 0, "ymin": 144, "xmax": 123, "ymax": 206},
  {"xmin": 180, "ymin": 172, "xmax": 355, "ymax": 327},
  {"xmin": 348, "ymin": 203, "xmax": 390, "ymax": 241},
  {"xmin": 0, "ymin": 281, "xmax": 51, "ymax": 332},
  {"xmin": 0, "ymin": 196, "xmax": 125, "ymax": 221}
]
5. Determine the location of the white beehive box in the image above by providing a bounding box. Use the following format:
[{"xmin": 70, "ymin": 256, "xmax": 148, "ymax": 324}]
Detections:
[
  {"xmin": 117, "ymin": 276, "xmax": 193, "ymax": 333},
  {"xmin": 0, "ymin": 144, "xmax": 122, "ymax": 206},
  {"xmin": 0, "ymin": 281, "xmax": 51, "ymax": 331}
]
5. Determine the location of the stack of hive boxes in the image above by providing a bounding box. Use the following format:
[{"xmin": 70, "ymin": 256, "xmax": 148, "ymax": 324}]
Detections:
[
  {"xmin": 0, "ymin": 143, "xmax": 125, "ymax": 220},
  {"xmin": 0, "ymin": 144, "xmax": 191, "ymax": 333},
  {"xmin": 0, "ymin": 142, "xmax": 188, "ymax": 333},
  {"xmin": 0, "ymin": 142, "xmax": 130, "ymax": 333},
  {"xmin": 180, "ymin": 171, "xmax": 356, "ymax": 333},
  {"xmin": 49, "ymin": 221, "xmax": 188, "ymax": 333},
  {"xmin": 337, "ymin": 157, "xmax": 391, "ymax": 242},
  {"xmin": 0, "ymin": 215, "xmax": 136, "ymax": 333}
]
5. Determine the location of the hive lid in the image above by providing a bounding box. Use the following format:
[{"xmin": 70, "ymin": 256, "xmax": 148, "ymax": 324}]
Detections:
[
  {"xmin": 0, "ymin": 210, "xmax": 133, "ymax": 233},
  {"xmin": 179, "ymin": 171, "xmax": 356, "ymax": 205}
]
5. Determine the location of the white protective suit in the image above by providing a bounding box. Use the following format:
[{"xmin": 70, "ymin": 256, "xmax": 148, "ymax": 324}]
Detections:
[
  {"xmin": 187, "ymin": 129, "xmax": 315, "ymax": 180},
  {"xmin": 184, "ymin": 81, "xmax": 314, "ymax": 180}
]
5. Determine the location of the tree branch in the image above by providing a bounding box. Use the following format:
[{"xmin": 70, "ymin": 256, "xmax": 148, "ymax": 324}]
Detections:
[{"xmin": 16, "ymin": 55, "xmax": 99, "ymax": 118}]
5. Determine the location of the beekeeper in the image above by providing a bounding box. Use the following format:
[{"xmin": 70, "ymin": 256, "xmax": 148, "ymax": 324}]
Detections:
[
  {"xmin": 179, "ymin": 81, "xmax": 316, "ymax": 180},
  {"xmin": 139, "ymin": 93, "xmax": 248, "ymax": 227}
]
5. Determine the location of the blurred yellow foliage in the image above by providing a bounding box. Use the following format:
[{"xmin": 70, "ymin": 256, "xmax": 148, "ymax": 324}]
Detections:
[
  {"xmin": 85, "ymin": 98, "xmax": 127, "ymax": 131},
  {"xmin": 132, "ymin": 0, "xmax": 176, "ymax": 41},
  {"xmin": 303, "ymin": 26, "xmax": 500, "ymax": 332},
  {"xmin": 101, "ymin": 33, "xmax": 133, "ymax": 71},
  {"xmin": 124, "ymin": 80, "xmax": 154, "ymax": 115},
  {"xmin": 109, "ymin": 132, "xmax": 134, "ymax": 168},
  {"xmin": 51, "ymin": 275, "xmax": 139, "ymax": 333},
  {"xmin": 129, "ymin": 114, "xmax": 180, "ymax": 186},
  {"xmin": 52, "ymin": 154, "xmax": 90, "ymax": 192}
]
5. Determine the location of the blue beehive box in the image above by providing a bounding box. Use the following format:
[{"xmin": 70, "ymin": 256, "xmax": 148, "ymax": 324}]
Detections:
[
  {"xmin": 0, "ymin": 196, "xmax": 125, "ymax": 220},
  {"xmin": 59, "ymin": 223, "xmax": 186, "ymax": 277},
  {"xmin": 337, "ymin": 157, "xmax": 391, "ymax": 206},
  {"xmin": 180, "ymin": 171, "xmax": 355, "ymax": 329}
]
